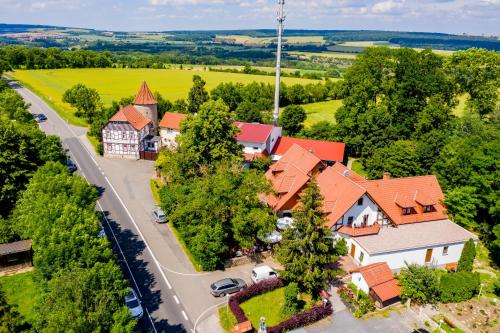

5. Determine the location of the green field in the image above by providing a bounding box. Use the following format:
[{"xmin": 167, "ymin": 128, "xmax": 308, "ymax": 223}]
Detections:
[
  {"xmin": 9, "ymin": 68, "xmax": 316, "ymax": 126},
  {"xmin": 0, "ymin": 271, "xmax": 39, "ymax": 324},
  {"xmin": 302, "ymin": 100, "xmax": 342, "ymax": 126}
]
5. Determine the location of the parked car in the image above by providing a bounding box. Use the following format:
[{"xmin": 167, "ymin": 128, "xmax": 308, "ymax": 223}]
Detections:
[
  {"xmin": 125, "ymin": 288, "xmax": 144, "ymax": 320},
  {"xmin": 36, "ymin": 113, "xmax": 47, "ymax": 122},
  {"xmin": 210, "ymin": 278, "xmax": 246, "ymax": 297},
  {"xmin": 151, "ymin": 207, "xmax": 166, "ymax": 223},
  {"xmin": 98, "ymin": 222, "xmax": 106, "ymax": 238},
  {"xmin": 251, "ymin": 265, "xmax": 278, "ymax": 284},
  {"xmin": 66, "ymin": 159, "xmax": 77, "ymax": 173}
]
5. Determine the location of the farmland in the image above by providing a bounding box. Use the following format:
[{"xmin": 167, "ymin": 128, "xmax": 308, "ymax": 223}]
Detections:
[
  {"xmin": 302, "ymin": 100, "xmax": 342, "ymax": 126},
  {"xmin": 8, "ymin": 68, "xmax": 316, "ymax": 126}
]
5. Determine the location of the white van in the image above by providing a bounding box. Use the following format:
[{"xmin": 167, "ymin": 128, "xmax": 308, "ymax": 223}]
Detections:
[{"xmin": 251, "ymin": 265, "xmax": 278, "ymax": 283}]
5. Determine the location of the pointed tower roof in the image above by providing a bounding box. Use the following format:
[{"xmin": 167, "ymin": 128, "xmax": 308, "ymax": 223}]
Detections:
[{"xmin": 133, "ymin": 81, "xmax": 157, "ymax": 105}]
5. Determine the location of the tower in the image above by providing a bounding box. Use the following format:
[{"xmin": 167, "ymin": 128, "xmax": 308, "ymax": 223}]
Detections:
[
  {"xmin": 272, "ymin": 0, "xmax": 285, "ymax": 126},
  {"xmin": 133, "ymin": 81, "xmax": 158, "ymax": 128}
]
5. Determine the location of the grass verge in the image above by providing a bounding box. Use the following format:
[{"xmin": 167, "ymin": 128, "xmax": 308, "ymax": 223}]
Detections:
[
  {"xmin": 351, "ymin": 159, "xmax": 368, "ymax": 178},
  {"xmin": 301, "ymin": 100, "xmax": 341, "ymax": 127},
  {"xmin": 0, "ymin": 271, "xmax": 39, "ymax": 324},
  {"xmin": 86, "ymin": 133, "xmax": 102, "ymax": 155},
  {"xmin": 218, "ymin": 306, "xmax": 238, "ymax": 333},
  {"xmin": 149, "ymin": 179, "xmax": 203, "ymax": 272}
]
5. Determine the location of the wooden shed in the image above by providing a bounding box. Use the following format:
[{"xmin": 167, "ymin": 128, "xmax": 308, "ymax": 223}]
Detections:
[{"xmin": 0, "ymin": 240, "xmax": 33, "ymax": 275}]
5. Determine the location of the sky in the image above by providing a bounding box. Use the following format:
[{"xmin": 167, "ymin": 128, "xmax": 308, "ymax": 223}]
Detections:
[{"xmin": 0, "ymin": 0, "xmax": 499, "ymax": 36}]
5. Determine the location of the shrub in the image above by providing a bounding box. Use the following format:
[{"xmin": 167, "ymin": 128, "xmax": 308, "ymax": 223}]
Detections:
[
  {"xmin": 282, "ymin": 282, "xmax": 300, "ymax": 317},
  {"xmin": 333, "ymin": 238, "xmax": 348, "ymax": 256},
  {"xmin": 399, "ymin": 264, "xmax": 440, "ymax": 304},
  {"xmin": 268, "ymin": 303, "xmax": 333, "ymax": 333},
  {"xmin": 457, "ymin": 238, "xmax": 476, "ymax": 272},
  {"xmin": 440, "ymin": 271, "xmax": 480, "ymax": 302}
]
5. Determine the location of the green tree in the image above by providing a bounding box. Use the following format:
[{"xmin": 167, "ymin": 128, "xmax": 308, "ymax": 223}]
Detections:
[
  {"xmin": 364, "ymin": 140, "xmax": 423, "ymax": 179},
  {"xmin": 333, "ymin": 238, "xmax": 348, "ymax": 256},
  {"xmin": 0, "ymin": 88, "xmax": 33, "ymax": 122},
  {"xmin": 0, "ymin": 287, "xmax": 30, "ymax": 333},
  {"xmin": 300, "ymin": 121, "xmax": 337, "ymax": 141},
  {"xmin": 399, "ymin": 264, "xmax": 440, "ymax": 305},
  {"xmin": 457, "ymin": 238, "xmax": 476, "ymax": 272},
  {"xmin": 281, "ymin": 282, "xmax": 301, "ymax": 317},
  {"xmin": 187, "ymin": 75, "xmax": 209, "ymax": 114},
  {"xmin": 439, "ymin": 271, "xmax": 480, "ymax": 303},
  {"xmin": 62, "ymin": 83, "xmax": 102, "ymax": 122},
  {"xmin": 179, "ymin": 99, "xmax": 242, "ymax": 168},
  {"xmin": 280, "ymin": 105, "xmax": 307, "ymax": 136},
  {"xmin": 447, "ymin": 49, "xmax": 500, "ymax": 117},
  {"xmin": 445, "ymin": 187, "xmax": 481, "ymax": 230},
  {"xmin": 171, "ymin": 99, "xmax": 188, "ymax": 114},
  {"xmin": 276, "ymin": 179, "xmax": 339, "ymax": 296},
  {"xmin": 234, "ymin": 101, "xmax": 263, "ymax": 123},
  {"xmin": 210, "ymin": 82, "xmax": 243, "ymax": 111}
]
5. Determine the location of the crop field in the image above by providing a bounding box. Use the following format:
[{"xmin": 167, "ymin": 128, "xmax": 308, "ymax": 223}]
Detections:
[
  {"xmin": 216, "ymin": 35, "xmax": 324, "ymax": 45},
  {"xmin": 9, "ymin": 68, "xmax": 315, "ymax": 126},
  {"xmin": 301, "ymin": 100, "xmax": 342, "ymax": 126},
  {"xmin": 289, "ymin": 51, "xmax": 358, "ymax": 59}
]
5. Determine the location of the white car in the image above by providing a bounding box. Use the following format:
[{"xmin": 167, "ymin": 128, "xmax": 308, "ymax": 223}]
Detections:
[
  {"xmin": 251, "ymin": 265, "xmax": 279, "ymax": 284},
  {"xmin": 125, "ymin": 288, "xmax": 144, "ymax": 320}
]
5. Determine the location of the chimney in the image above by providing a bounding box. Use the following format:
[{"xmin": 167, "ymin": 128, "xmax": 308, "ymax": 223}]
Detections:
[{"xmin": 383, "ymin": 172, "xmax": 391, "ymax": 180}]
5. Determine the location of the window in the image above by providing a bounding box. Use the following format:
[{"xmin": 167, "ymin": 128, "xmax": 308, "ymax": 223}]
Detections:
[
  {"xmin": 253, "ymin": 147, "xmax": 259, "ymax": 150},
  {"xmin": 347, "ymin": 216, "xmax": 354, "ymax": 225},
  {"xmin": 122, "ymin": 132, "xmax": 127, "ymax": 140},
  {"xmin": 442, "ymin": 246, "xmax": 449, "ymax": 256},
  {"xmin": 402, "ymin": 207, "xmax": 413, "ymax": 215},
  {"xmin": 423, "ymin": 205, "xmax": 434, "ymax": 213},
  {"xmin": 357, "ymin": 197, "xmax": 364, "ymax": 206},
  {"xmin": 358, "ymin": 252, "xmax": 364, "ymax": 263},
  {"xmin": 363, "ymin": 214, "xmax": 369, "ymax": 224}
]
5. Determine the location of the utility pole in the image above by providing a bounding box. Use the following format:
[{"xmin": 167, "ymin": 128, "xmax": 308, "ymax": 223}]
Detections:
[{"xmin": 272, "ymin": 0, "xmax": 285, "ymax": 125}]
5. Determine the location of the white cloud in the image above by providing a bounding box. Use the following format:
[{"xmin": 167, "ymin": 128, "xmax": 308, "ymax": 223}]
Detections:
[{"xmin": 371, "ymin": 0, "xmax": 404, "ymax": 14}]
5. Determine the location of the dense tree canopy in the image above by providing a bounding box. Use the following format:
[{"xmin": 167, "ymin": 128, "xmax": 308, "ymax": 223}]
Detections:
[
  {"xmin": 399, "ymin": 264, "xmax": 440, "ymax": 305},
  {"xmin": 187, "ymin": 75, "xmax": 209, "ymax": 114},
  {"xmin": 62, "ymin": 84, "xmax": 102, "ymax": 122},
  {"xmin": 280, "ymin": 105, "xmax": 307, "ymax": 136}
]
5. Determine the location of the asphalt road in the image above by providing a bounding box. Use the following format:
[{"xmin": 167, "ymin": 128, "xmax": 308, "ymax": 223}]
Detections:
[{"xmin": 6, "ymin": 79, "xmax": 192, "ymax": 333}]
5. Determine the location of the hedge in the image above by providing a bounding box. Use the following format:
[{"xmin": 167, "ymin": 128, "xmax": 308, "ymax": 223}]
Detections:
[
  {"xmin": 440, "ymin": 271, "xmax": 480, "ymax": 303},
  {"xmin": 228, "ymin": 278, "xmax": 332, "ymax": 332}
]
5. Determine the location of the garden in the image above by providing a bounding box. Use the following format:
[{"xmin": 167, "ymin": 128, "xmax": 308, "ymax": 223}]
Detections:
[{"xmin": 337, "ymin": 283, "xmax": 375, "ymax": 318}]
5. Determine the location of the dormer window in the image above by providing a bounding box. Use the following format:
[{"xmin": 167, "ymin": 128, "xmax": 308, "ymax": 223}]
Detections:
[
  {"xmin": 423, "ymin": 205, "xmax": 434, "ymax": 213},
  {"xmin": 402, "ymin": 207, "xmax": 414, "ymax": 215}
]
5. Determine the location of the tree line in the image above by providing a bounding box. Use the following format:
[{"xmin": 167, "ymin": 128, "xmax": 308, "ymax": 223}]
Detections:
[
  {"xmin": 0, "ymin": 80, "xmax": 136, "ymax": 332},
  {"xmin": 328, "ymin": 47, "xmax": 499, "ymax": 265}
]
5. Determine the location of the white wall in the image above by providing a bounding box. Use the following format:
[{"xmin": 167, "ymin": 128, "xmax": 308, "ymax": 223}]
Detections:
[
  {"xmin": 160, "ymin": 127, "xmax": 180, "ymax": 148},
  {"xmin": 239, "ymin": 141, "xmax": 266, "ymax": 154},
  {"xmin": 351, "ymin": 272, "xmax": 370, "ymax": 294},
  {"xmin": 266, "ymin": 127, "xmax": 282, "ymax": 153},
  {"xmin": 337, "ymin": 194, "xmax": 380, "ymax": 227},
  {"xmin": 361, "ymin": 241, "xmax": 468, "ymax": 272}
]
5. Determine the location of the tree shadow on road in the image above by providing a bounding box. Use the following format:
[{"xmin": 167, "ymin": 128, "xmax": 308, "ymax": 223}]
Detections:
[{"xmin": 101, "ymin": 210, "xmax": 187, "ymax": 333}]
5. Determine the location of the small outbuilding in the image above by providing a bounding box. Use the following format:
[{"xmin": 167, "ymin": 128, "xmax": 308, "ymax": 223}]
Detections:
[
  {"xmin": 351, "ymin": 262, "xmax": 400, "ymax": 308},
  {"xmin": 0, "ymin": 239, "xmax": 33, "ymax": 275}
]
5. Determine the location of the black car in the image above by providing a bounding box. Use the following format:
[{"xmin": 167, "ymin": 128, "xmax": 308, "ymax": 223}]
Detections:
[
  {"xmin": 66, "ymin": 159, "xmax": 77, "ymax": 173},
  {"xmin": 36, "ymin": 113, "xmax": 47, "ymax": 122},
  {"xmin": 210, "ymin": 278, "xmax": 246, "ymax": 297}
]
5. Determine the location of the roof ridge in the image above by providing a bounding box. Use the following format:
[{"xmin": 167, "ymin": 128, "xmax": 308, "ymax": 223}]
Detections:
[{"xmin": 331, "ymin": 168, "xmax": 367, "ymax": 192}]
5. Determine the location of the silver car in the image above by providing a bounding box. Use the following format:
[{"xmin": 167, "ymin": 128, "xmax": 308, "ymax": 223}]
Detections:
[
  {"xmin": 210, "ymin": 278, "xmax": 247, "ymax": 297},
  {"xmin": 151, "ymin": 207, "xmax": 167, "ymax": 223},
  {"xmin": 125, "ymin": 288, "xmax": 144, "ymax": 320}
]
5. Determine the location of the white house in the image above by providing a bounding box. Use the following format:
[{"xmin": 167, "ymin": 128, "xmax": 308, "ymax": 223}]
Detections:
[
  {"xmin": 159, "ymin": 112, "xmax": 186, "ymax": 149},
  {"xmin": 234, "ymin": 122, "xmax": 281, "ymax": 161},
  {"xmin": 102, "ymin": 81, "xmax": 160, "ymax": 160},
  {"xmin": 314, "ymin": 163, "xmax": 478, "ymax": 272}
]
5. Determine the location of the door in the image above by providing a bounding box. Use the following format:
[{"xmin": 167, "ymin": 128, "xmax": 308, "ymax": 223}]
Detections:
[
  {"xmin": 350, "ymin": 243, "xmax": 356, "ymax": 257},
  {"xmin": 425, "ymin": 248, "xmax": 433, "ymax": 263}
]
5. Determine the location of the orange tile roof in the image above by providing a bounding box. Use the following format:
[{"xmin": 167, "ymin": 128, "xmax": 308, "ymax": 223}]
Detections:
[
  {"xmin": 316, "ymin": 166, "xmax": 366, "ymax": 229},
  {"xmin": 272, "ymin": 136, "xmax": 345, "ymax": 162},
  {"xmin": 109, "ymin": 105, "xmax": 151, "ymax": 130},
  {"xmin": 371, "ymin": 279, "xmax": 401, "ymax": 302},
  {"xmin": 265, "ymin": 144, "xmax": 324, "ymax": 211},
  {"xmin": 359, "ymin": 175, "xmax": 448, "ymax": 225},
  {"xmin": 337, "ymin": 223, "xmax": 381, "ymax": 237},
  {"xmin": 159, "ymin": 112, "xmax": 187, "ymax": 130},
  {"xmin": 353, "ymin": 262, "xmax": 394, "ymax": 287},
  {"xmin": 331, "ymin": 162, "xmax": 366, "ymax": 182},
  {"xmin": 133, "ymin": 81, "xmax": 157, "ymax": 105}
]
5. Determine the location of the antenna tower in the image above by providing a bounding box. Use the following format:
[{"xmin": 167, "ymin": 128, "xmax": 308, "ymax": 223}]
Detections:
[{"xmin": 272, "ymin": 0, "xmax": 285, "ymax": 125}]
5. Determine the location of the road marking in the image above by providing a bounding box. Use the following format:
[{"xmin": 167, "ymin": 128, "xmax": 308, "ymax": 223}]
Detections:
[
  {"xmin": 173, "ymin": 295, "xmax": 180, "ymax": 304},
  {"xmin": 182, "ymin": 310, "xmax": 189, "ymax": 321},
  {"xmin": 193, "ymin": 300, "xmax": 227, "ymax": 333},
  {"xmin": 145, "ymin": 308, "xmax": 159, "ymax": 333}
]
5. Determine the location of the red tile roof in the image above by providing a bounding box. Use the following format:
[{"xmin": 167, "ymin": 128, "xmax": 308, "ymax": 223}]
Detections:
[
  {"xmin": 159, "ymin": 112, "xmax": 187, "ymax": 130},
  {"xmin": 272, "ymin": 137, "xmax": 345, "ymax": 162},
  {"xmin": 353, "ymin": 262, "xmax": 400, "ymax": 302},
  {"xmin": 265, "ymin": 144, "xmax": 324, "ymax": 211},
  {"xmin": 110, "ymin": 105, "xmax": 151, "ymax": 130},
  {"xmin": 337, "ymin": 223, "xmax": 381, "ymax": 237},
  {"xmin": 359, "ymin": 175, "xmax": 448, "ymax": 225},
  {"xmin": 234, "ymin": 122, "xmax": 275, "ymax": 143},
  {"xmin": 316, "ymin": 166, "xmax": 366, "ymax": 229},
  {"xmin": 133, "ymin": 81, "xmax": 157, "ymax": 105}
]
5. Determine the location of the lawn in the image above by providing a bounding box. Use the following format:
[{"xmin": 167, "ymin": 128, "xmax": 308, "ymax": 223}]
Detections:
[
  {"xmin": 301, "ymin": 100, "xmax": 342, "ymax": 127},
  {"xmin": 218, "ymin": 306, "xmax": 238, "ymax": 333},
  {"xmin": 8, "ymin": 68, "xmax": 315, "ymax": 126},
  {"xmin": 351, "ymin": 159, "xmax": 368, "ymax": 178},
  {"xmin": 0, "ymin": 271, "xmax": 40, "ymax": 324}
]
